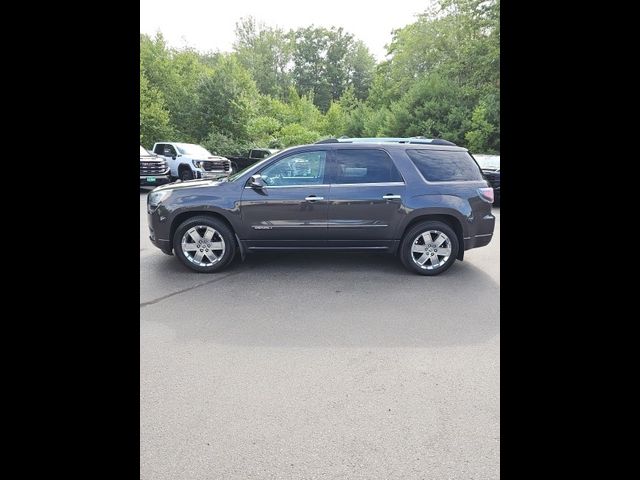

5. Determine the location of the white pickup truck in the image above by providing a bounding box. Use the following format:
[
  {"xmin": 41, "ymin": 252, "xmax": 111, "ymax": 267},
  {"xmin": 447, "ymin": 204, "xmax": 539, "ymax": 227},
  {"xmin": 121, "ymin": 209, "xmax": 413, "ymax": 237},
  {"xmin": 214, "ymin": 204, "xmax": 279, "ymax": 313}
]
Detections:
[{"xmin": 151, "ymin": 142, "xmax": 232, "ymax": 181}]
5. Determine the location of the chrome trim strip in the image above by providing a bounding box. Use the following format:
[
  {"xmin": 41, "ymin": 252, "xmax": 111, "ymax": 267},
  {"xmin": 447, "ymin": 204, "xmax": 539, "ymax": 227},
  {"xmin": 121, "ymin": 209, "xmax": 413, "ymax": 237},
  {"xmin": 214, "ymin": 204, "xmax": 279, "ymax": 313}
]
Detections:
[
  {"xmin": 474, "ymin": 233, "xmax": 493, "ymax": 238},
  {"xmin": 327, "ymin": 224, "xmax": 388, "ymax": 228},
  {"xmin": 244, "ymin": 184, "xmax": 330, "ymax": 189},
  {"xmin": 251, "ymin": 225, "xmax": 328, "ymax": 229},
  {"xmin": 330, "ymin": 182, "xmax": 405, "ymax": 187}
]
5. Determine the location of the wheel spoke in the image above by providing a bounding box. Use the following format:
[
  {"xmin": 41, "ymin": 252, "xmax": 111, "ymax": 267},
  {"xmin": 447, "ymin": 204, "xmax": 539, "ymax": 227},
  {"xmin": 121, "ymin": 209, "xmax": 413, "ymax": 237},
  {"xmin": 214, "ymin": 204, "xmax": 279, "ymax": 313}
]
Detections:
[
  {"xmin": 203, "ymin": 229, "xmax": 215, "ymax": 241},
  {"xmin": 416, "ymin": 253, "xmax": 429, "ymax": 265},
  {"xmin": 434, "ymin": 233, "xmax": 448, "ymax": 247},
  {"xmin": 430, "ymin": 255, "xmax": 441, "ymax": 267},
  {"xmin": 421, "ymin": 232, "xmax": 432, "ymax": 243},
  {"xmin": 183, "ymin": 243, "xmax": 198, "ymax": 252},
  {"xmin": 189, "ymin": 230, "xmax": 202, "ymax": 242},
  {"xmin": 411, "ymin": 244, "xmax": 423, "ymax": 253},
  {"xmin": 210, "ymin": 241, "xmax": 224, "ymax": 250},
  {"xmin": 437, "ymin": 247, "xmax": 451, "ymax": 257},
  {"xmin": 204, "ymin": 250, "xmax": 218, "ymax": 262},
  {"xmin": 193, "ymin": 250, "xmax": 205, "ymax": 263}
]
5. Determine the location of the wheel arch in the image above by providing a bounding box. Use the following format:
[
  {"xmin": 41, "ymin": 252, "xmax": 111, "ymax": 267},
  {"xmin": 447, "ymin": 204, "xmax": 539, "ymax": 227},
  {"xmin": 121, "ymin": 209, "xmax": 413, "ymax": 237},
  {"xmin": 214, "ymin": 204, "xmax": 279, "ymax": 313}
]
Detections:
[
  {"xmin": 170, "ymin": 210, "xmax": 237, "ymax": 253},
  {"xmin": 399, "ymin": 213, "xmax": 465, "ymax": 261}
]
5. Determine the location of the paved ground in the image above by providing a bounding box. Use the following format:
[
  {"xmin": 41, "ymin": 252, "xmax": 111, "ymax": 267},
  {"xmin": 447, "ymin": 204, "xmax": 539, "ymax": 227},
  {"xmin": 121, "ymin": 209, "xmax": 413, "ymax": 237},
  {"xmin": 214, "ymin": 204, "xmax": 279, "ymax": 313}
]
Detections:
[{"xmin": 140, "ymin": 189, "xmax": 500, "ymax": 479}]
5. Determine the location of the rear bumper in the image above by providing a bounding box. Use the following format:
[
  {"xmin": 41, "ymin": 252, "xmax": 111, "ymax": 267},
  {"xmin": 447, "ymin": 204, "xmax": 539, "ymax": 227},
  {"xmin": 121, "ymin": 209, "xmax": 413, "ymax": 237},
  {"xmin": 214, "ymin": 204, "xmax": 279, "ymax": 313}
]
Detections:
[
  {"xmin": 463, "ymin": 211, "xmax": 495, "ymax": 251},
  {"xmin": 464, "ymin": 233, "xmax": 493, "ymax": 250},
  {"xmin": 140, "ymin": 175, "xmax": 171, "ymax": 186}
]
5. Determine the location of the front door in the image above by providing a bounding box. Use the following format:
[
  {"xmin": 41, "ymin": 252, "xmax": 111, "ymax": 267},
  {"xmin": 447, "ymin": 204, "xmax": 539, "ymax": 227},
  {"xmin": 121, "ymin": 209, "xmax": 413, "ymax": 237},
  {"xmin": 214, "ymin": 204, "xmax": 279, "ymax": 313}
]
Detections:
[
  {"xmin": 240, "ymin": 150, "xmax": 330, "ymax": 249},
  {"xmin": 326, "ymin": 148, "xmax": 406, "ymax": 248},
  {"xmin": 154, "ymin": 143, "xmax": 178, "ymax": 177}
]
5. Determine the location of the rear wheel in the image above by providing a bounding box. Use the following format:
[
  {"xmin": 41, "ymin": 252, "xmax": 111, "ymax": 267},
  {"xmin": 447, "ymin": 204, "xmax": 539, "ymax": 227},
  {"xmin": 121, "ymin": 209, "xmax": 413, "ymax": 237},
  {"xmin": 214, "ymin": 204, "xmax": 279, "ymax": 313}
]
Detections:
[
  {"xmin": 172, "ymin": 216, "xmax": 236, "ymax": 273},
  {"xmin": 400, "ymin": 221, "xmax": 459, "ymax": 276}
]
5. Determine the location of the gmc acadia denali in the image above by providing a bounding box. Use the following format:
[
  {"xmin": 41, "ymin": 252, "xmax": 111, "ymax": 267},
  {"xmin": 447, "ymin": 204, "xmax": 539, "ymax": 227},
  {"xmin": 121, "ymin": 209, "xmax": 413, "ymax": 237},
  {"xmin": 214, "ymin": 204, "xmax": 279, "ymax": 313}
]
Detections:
[{"xmin": 147, "ymin": 138, "xmax": 495, "ymax": 276}]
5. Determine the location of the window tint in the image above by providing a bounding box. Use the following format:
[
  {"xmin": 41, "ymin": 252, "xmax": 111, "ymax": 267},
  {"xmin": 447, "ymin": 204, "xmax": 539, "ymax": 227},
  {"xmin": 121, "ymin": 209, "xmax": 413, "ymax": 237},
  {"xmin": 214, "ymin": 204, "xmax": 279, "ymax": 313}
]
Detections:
[
  {"xmin": 260, "ymin": 151, "xmax": 327, "ymax": 186},
  {"xmin": 334, "ymin": 149, "xmax": 403, "ymax": 184},
  {"xmin": 406, "ymin": 149, "xmax": 483, "ymax": 182},
  {"xmin": 153, "ymin": 144, "xmax": 165, "ymax": 155}
]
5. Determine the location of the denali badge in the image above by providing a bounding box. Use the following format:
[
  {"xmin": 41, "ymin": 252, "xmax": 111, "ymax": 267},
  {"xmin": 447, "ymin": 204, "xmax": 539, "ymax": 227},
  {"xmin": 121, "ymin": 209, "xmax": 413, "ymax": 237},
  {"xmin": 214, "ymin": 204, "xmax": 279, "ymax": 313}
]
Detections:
[{"xmin": 252, "ymin": 226, "xmax": 273, "ymax": 230}]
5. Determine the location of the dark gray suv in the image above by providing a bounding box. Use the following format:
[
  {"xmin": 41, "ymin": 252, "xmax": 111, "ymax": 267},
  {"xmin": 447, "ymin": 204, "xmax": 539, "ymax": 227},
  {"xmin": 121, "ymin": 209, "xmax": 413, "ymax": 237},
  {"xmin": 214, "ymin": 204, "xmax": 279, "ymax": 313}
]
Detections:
[{"xmin": 147, "ymin": 138, "xmax": 495, "ymax": 275}]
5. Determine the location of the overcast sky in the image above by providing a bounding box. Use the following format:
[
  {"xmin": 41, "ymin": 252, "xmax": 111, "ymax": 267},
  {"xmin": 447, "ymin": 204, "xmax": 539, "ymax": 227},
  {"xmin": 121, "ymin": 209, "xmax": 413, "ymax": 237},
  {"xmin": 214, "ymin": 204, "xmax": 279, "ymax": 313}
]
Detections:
[{"xmin": 140, "ymin": 0, "xmax": 435, "ymax": 60}]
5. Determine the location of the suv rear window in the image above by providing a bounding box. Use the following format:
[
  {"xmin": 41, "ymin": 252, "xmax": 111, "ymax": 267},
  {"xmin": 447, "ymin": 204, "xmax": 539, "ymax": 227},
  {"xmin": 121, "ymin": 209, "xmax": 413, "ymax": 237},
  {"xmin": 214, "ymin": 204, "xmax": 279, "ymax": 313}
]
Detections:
[
  {"xmin": 335, "ymin": 149, "xmax": 403, "ymax": 184},
  {"xmin": 406, "ymin": 149, "xmax": 483, "ymax": 182}
]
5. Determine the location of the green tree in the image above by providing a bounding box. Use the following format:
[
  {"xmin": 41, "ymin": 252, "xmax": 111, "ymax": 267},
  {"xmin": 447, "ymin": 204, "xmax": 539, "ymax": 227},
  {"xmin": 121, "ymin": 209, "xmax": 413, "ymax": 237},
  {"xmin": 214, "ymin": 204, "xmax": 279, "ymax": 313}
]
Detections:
[
  {"xmin": 233, "ymin": 17, "xmax": 293, "ymax": 100},
  {"xmin": 140, "ymin": 67, "xmax": 173, "ymax": 146},
  {"xmin": 195, "ymin": 54, "xmax": 259, "ymax": 141}
]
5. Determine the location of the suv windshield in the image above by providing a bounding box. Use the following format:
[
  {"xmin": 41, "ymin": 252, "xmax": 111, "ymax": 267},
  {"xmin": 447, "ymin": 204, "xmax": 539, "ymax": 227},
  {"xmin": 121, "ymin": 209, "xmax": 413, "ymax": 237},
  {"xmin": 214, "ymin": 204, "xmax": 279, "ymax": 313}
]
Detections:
[
  {"xmin": 474, "ymin": 154, "xmax": 500, "ymax": 170},
  {"xmin": 140, "ymin": 146, "xmax": 151, "ymax": 155},
  {"xmin": 176, "ymin": 144, "xmax": 211, "ymax": 157}
]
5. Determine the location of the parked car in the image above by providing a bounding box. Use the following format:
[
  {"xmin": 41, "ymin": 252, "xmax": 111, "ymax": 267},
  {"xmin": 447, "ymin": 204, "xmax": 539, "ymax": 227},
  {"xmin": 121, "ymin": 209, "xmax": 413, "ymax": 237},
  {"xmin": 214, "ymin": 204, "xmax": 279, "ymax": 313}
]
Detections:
[
  {"xmin": 152, "ymin": 142, "xmax": 231, "ymax": 181},
  {"xmin": 226, "ymin": 148, "xmax": 280, "ymax": 172},
  {"xmin": 473, "ymin": 154, "xmax": 500, "ymax": 205},
  {"xmin": 140, "ymin": 145, "xmax": 171, "ymax": 186},
  {"xmin": 146, "ymin": 137, "xmax": 495, "ymax": 275}
]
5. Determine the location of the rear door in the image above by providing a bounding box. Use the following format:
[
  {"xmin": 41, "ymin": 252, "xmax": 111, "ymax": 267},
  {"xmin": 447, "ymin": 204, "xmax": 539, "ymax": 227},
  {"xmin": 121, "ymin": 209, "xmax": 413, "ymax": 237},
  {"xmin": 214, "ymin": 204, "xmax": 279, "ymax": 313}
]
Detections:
[{"xmin": 326, "ymin": 148, "xmax": 406, "ymax": 248}]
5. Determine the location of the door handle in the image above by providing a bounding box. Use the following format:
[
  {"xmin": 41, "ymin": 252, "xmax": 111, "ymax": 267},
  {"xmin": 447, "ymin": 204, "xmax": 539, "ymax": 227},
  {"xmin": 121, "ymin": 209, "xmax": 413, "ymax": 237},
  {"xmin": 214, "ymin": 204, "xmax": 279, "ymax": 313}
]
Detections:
[
  {"xmin": 305, "ymin": 196, "xmax": 324, "ymax": 201},
  {"xmin": 382, "ymin": 194, "xmax": 401, "ymax": 199}
]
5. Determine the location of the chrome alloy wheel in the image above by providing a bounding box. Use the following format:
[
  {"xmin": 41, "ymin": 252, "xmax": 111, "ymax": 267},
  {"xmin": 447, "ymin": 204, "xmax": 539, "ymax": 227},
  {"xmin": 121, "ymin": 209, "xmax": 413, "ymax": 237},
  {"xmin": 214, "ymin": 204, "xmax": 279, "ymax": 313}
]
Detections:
[
  {"xmin": 181, "ymin": 226, "xmax": 225, "ymax": 267},
  {"xmin": 411, "ymin": 230, "xmax": 452, "ymax": 270}
]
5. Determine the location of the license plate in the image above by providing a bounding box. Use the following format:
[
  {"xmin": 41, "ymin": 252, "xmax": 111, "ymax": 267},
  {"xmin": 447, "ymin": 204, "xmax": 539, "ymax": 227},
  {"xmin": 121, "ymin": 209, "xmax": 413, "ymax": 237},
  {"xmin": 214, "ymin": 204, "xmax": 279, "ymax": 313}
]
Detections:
[{"xmin": 147, "ymin": 177, "xmax": 156, "ymax": 182}]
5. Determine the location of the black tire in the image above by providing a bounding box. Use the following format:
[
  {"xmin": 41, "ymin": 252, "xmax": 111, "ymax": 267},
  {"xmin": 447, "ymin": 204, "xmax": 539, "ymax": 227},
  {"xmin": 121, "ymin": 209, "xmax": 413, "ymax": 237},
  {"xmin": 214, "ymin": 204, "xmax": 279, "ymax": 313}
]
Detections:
[
  {"xmin": 400, "ymin": 221, "xmax": 459, "ymax": 276},
  {"xmin": 172, "ymin": 216, "xmax": 237, "ymax": 273},
  {"xmin": 179, "ymin": 167, "xmax": 194, "ymax": 181}
]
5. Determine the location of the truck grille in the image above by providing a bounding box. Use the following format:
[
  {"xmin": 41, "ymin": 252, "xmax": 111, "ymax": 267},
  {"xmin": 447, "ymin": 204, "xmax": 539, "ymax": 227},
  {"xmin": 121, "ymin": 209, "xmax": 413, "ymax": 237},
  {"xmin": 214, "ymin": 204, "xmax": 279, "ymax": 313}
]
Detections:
[
  {"xmin": 202, "ymin": 159, "xmax": 230, "ymax": 172},
  {"xmin": 140, "ymin": 159, "xmax": 168, "ymax": 175}
]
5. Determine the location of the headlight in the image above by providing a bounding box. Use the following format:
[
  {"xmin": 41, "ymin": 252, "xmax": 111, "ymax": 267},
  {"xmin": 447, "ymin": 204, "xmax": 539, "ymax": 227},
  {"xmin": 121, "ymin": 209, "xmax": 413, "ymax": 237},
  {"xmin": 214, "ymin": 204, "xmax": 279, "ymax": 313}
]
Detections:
[
  {"xmin": 148, "ymin": 190, "xmax": 172, "ymax": 207},
  {"xmin": 193, "ymin": 160, "xmax": 202, "ymax": 168}
]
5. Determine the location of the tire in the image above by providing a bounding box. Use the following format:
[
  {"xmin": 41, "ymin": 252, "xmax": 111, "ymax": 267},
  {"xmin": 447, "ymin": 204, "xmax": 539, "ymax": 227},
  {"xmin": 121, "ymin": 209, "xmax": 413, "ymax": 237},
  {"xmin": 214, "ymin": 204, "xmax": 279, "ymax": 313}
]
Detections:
[
  {"xmin": 179, "ymin": 168, "xmax": 194, "ymax": 181},
  {"xmin": 400, "ymin": 221, "xmax": 459, "ymax": 276},
  {"xmin": 172, "ymin": 216, "xmax": 237, "ymax": 273}
]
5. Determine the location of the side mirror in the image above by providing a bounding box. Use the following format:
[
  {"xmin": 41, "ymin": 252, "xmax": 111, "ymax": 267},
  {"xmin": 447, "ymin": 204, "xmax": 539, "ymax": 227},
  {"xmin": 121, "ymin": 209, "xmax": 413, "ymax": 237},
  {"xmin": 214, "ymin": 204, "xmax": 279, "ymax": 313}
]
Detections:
[
  {"xmin": 249, "ymin": 174, "xmax": 266, "ymax": 189},
  {"xmin": 171, "ymin": 155, "xmax": 176, "ymax": 160}
]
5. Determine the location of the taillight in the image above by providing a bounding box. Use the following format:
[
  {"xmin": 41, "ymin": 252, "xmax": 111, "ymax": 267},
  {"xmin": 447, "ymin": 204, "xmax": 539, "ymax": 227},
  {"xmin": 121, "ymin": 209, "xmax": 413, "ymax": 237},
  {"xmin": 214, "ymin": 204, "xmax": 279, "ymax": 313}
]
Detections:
[{"xmin": 478, "ymin": 187, "xmax": 494, "ymax": 203}]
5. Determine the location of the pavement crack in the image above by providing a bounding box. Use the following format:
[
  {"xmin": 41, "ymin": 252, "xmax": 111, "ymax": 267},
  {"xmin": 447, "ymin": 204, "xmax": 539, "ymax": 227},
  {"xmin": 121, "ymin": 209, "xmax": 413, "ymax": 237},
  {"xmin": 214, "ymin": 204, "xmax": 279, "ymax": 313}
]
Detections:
[{"xmin": 140, "ymin": 270, "xmax": 242, "ymax": 308}]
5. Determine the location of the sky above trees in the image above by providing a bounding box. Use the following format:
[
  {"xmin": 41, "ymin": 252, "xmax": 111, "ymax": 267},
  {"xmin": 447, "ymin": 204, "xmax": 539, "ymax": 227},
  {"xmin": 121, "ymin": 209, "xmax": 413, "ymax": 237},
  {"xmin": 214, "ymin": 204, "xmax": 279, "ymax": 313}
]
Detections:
[{"xmin": 140, "ymin": 0, "xmax": 437, "ymax": 60}]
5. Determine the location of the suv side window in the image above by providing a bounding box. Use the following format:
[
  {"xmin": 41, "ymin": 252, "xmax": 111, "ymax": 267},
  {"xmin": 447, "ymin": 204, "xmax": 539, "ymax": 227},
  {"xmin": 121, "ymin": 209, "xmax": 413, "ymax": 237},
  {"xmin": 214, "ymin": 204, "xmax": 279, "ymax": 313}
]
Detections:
[
  {"xmin": 406, "ymin": 149, "xmax": 483, "ymax": 182},
  {"xmin": 259, "ymin": 151, "xmax": 327, "ymax": 186},
  {"xmin": 334, "ymin": 149, "xmax": 403, "ymax": 184}
]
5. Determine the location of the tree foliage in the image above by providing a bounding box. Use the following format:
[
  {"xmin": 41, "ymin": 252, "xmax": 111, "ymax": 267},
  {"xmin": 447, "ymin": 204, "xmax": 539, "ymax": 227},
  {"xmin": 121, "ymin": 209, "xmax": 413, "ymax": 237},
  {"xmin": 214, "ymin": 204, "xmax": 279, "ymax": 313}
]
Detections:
[{"xmin": 140, "ymin": 0, "xmax": 499, "ymax": 155}]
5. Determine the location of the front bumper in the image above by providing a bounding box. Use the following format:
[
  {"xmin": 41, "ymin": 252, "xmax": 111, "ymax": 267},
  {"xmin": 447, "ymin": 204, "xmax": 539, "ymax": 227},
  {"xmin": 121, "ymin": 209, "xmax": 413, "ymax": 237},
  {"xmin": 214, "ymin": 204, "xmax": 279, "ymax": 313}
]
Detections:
[
  {"xmin": 195, "ymin": 170, "xmax": 228, "ymax": 180},
  {"xmin": 148, "ymin": 210, "xmax": 173, "ymax": 254},
  {"xmin": 140, "ymin": 174, "xmax": 171, "ymax": 186}
]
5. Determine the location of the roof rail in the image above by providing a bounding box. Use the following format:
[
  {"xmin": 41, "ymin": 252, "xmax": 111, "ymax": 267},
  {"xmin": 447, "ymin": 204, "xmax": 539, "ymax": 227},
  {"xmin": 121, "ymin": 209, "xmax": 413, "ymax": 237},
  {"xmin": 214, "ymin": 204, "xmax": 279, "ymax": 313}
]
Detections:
[{"xmin": 315, "ymin": 137, "xmax": 457, "ymax": 146}]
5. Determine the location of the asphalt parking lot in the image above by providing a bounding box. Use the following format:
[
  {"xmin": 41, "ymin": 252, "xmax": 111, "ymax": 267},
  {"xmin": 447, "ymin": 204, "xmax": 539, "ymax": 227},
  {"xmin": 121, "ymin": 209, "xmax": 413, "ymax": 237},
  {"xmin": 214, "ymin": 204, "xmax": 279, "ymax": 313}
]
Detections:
[{"xmin": 140, "ymin": 189, "xmax": 500, "ymax": 479}]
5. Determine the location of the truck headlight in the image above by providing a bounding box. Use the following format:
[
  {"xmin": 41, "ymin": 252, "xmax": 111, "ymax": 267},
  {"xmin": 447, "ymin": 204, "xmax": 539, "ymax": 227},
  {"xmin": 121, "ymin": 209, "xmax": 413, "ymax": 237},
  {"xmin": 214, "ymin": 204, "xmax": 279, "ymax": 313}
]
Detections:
[
  {"xmin": 148, "ymin": 189, "xmax": 172, "ymax": 207},
  {"xmin": 193, "ymin": 160, "xmax": 202, "ymax": 168}
]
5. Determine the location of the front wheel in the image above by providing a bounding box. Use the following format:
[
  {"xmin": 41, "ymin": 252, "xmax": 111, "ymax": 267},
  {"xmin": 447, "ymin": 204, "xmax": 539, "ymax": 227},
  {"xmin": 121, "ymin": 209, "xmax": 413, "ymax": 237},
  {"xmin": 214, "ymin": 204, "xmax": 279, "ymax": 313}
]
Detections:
[
  {"xmin": 400, "ymin": 221, "xmax": 459, "ymax": 276},
  {"xmin": 179, "ymin": 168, "xmax": 194, "ymax": 181},
  {"xmin": 173, "ymin": 216, "xmax": 236, "ymax": 273}
]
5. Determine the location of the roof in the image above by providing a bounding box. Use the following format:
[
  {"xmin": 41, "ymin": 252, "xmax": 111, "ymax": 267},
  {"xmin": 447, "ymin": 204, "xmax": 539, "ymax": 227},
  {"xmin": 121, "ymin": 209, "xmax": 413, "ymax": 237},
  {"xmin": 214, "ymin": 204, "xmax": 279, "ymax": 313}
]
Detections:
[{"xmin": 315, "ymin": 137, "xmax": 458, "ymax": 146}]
